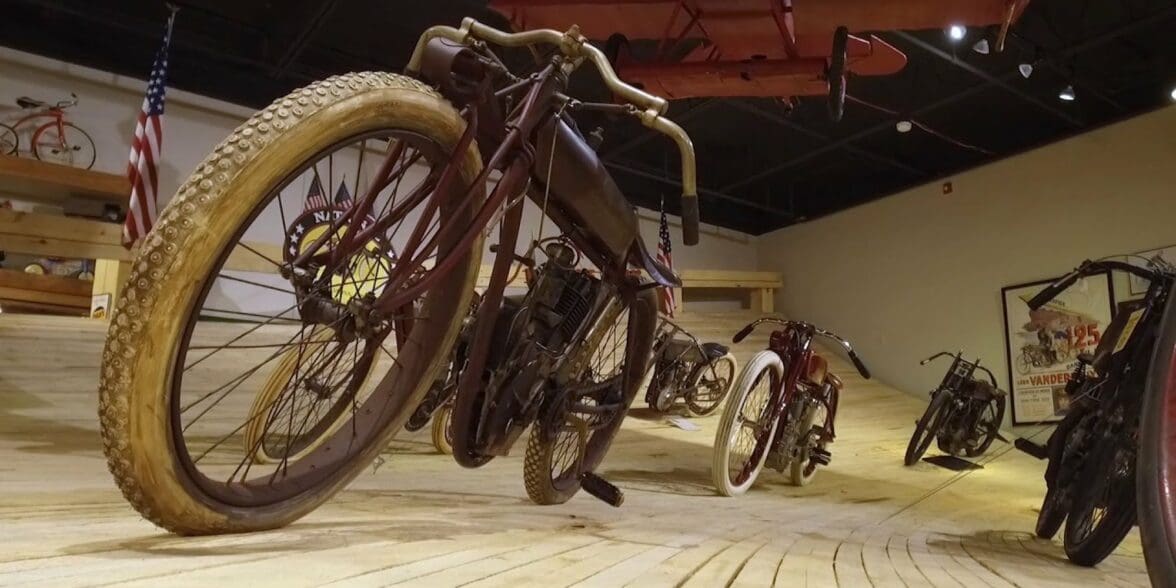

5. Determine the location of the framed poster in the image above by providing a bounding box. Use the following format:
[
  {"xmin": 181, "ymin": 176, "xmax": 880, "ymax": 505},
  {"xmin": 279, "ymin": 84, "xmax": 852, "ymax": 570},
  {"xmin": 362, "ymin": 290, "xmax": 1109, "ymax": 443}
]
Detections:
[
  {"xmin": 1129, "ymin": 245, "xmax": 1176, "ymax": 297},
  {"xmin": 1001, "ymin": 271, "xmax": 1115, "ymax": 425}
]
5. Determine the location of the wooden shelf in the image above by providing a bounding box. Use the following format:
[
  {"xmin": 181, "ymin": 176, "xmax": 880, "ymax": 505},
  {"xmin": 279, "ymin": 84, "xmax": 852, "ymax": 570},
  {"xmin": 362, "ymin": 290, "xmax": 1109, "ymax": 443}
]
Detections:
[
  {"xmin": 0, "ymin": 268, "xmax": 91, "ymax": 312},
  {"xmin": 0, "ymin": 209, "xmax": 128, "ymax": 261},
  {"xmin": 0, "ymin": 154, "xmax": 129, "ymax": 207}
]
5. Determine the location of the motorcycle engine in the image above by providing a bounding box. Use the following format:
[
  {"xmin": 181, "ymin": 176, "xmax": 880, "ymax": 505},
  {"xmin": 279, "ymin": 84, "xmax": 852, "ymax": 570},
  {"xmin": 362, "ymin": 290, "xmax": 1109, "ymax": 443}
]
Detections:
[{"xmin": 522, "ymin": 241, "xmax": 599, "ymax": 354}]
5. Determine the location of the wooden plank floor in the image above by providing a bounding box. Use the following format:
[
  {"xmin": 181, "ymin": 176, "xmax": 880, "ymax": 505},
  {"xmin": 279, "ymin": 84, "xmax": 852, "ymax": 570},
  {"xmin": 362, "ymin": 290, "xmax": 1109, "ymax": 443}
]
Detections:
[{"xmin": 0, "ymin": 314, "xmax": 1149, "ymax": 587}]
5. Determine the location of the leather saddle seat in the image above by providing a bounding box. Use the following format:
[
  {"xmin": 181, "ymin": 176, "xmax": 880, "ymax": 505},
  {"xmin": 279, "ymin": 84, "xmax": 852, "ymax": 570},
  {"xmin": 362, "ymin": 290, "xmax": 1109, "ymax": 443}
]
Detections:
[
  {"xmin": 804, "ymin": 354, "xmax": 829, "ymax": 386},
  {"xmin": 664, "ymin": 338, "xmax": 698, "ymax": 361},
  {"xmin": 700, "ymin": 342, "xmax": 728, "ymax": 361},
  {"xmin": 663, "ymin": 339, "xmax": 728, "ymax": 363},
  {"xmin": 16, "ymin": 96, "xmax": 43, "ymax": 109}
]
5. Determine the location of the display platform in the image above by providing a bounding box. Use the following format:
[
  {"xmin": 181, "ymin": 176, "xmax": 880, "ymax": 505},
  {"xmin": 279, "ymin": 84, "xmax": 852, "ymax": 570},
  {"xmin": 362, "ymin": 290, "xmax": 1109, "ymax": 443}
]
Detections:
[{"xmin": 0, "ymin": 312, "xmax": 1147, "ymax": 586}]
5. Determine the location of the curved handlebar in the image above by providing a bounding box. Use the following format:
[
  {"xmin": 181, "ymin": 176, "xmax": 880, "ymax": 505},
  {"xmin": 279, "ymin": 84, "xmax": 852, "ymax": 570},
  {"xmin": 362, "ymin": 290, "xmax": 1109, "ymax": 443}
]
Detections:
[
  {"xmin": 919, "ymin": 351, "xmax": 957, "ymax": 366},
  {"xmin": 732, "ymin": 318, "xmax": 870, "ymax": 379},
  {"xmin": 406, "ymin": 18, "xmax": 699, "ymax": 245},
  {"xmin": 1029, "ymin": 258, "xmax": 1174, "ymax": 310}
]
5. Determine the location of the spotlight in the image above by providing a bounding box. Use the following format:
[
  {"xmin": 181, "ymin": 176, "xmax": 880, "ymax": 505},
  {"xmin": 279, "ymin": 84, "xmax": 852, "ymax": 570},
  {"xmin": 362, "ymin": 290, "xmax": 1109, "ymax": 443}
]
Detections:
[
  {"xmin": 947, "ymin": 25, "xmax": 966, "ymax": 41},
  {"xmin": 972, "ymin": 39, "xmax": 990, "ymax": 54},
  {"xmin": 1018, "ymin": 63, "xmax": 1034, "ymax": 79},
  {"xmin": 896, "ymin": 120, "xmax": 913, "ymax": 133},
  {"xmin": 1170, "ymin": 86, "xmax": 1176, "ymax": 101},
  {"xmin": 1058, "ymin": 85, "xmax": 1076, "ymax": 101}
]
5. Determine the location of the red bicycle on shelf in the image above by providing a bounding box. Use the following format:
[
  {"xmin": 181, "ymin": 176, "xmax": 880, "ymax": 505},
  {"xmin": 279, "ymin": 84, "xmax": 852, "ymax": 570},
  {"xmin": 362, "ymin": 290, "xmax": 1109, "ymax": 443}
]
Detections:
[
  {"xmin": 0, "ymin": 93, "xmax": 97, "ymax": 169},
  {"xmin": 712, "ymin": 318, "xmax": 870, "ymax": 495}
]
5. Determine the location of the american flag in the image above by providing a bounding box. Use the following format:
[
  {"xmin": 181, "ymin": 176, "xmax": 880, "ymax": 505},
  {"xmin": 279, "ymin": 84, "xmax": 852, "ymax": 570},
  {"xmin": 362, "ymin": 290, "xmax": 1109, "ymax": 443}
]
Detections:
[
  {"xmin": 333, "ymin": 179, "xmax": 352, "ymax": 207},
  {"xmin": 122, "ymin": 11, "xmax": 176, "ymax": 248},
  {"xmin": 657, "ymin": 202, "xmax": 676, "ymax": 317},
  {"xmin": 304, "ymin": 175, "xmax": 329, "ymax": 210}
]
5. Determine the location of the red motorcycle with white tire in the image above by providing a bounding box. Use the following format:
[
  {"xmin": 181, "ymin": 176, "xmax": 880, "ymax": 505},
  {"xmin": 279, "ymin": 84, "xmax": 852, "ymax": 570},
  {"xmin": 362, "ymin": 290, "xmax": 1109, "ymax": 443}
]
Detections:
[{"xmin": 712, "ymin": 318, "xmax": 870, "ymax": 495}]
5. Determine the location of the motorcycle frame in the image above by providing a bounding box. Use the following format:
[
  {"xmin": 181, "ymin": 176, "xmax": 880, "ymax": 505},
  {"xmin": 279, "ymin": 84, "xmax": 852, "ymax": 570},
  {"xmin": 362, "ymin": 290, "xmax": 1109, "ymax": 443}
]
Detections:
[{"xmin": 760, "ymin": 325, "xmax": 839, "ymax": 462}]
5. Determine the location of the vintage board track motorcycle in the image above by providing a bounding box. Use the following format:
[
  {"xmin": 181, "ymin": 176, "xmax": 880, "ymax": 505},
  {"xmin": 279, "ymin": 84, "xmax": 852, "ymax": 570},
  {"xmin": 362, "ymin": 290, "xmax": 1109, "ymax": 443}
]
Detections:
[
  {"xmin": 97, "ymin": 18, "xmax": 701, "ymax": 534},
  {"xmin": 1017, "ymin": 257, "xmax": 1174, "ymax": 566},
  {"xmin": 904, "ymin": 351, "xmax": 1005, "ymax": 466},
  {"xmin": 712, "ymin": 318, "xmax": 870, "ymax": 494},
  {"xmin": 644, "ymin": 318, "xmax": 737, "ymax": 416}
]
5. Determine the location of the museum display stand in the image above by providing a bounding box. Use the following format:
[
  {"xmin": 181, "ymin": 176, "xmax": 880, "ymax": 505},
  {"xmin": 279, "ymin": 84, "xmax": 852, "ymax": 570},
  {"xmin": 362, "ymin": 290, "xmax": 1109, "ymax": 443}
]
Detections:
[{"xmin": 0, "ymin": 154, "xmax": 130, "ymax": 316}]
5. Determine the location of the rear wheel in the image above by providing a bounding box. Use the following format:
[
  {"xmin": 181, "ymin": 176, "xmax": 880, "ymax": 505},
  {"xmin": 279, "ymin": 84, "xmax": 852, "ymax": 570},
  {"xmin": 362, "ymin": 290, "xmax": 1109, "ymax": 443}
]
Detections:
[
  {"xmin": 965, "ymin": 395, "xmax": 1006, "ymax": 457},
  {"xmin": 98, "ymin": 73, "xmax": 484, "ymax": 535},
  {"xmin": 686, "ymin": 352, "xmax": 737, "ymax": 417},
  {"xmin": 1064, "ymin": 428, "xmax": 1138, "ymax": 566},
  {"xmin": 1037, "ymin": 483, "xmax": 1069, "ymax": 539},
  {"xmin": 431, "ymin": 403, "xmax": 454, "ymax": 455},
  {"xmin": 523, "ymin": 287, "xmax": 657, "ymax": 505},
  {"xmin": 712, "ymin": 350, "xmax": 784, "ymax": 496},
  {"xmin": 905, "ymin": 390, "xmax": 950, "ymax": 466}
]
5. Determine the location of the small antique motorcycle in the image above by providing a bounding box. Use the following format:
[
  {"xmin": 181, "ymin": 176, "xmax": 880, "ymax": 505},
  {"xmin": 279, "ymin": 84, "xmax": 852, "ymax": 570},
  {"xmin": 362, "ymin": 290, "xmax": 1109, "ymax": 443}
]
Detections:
[
  {"xmin": 643, "ymin": 318, "xmax": 737, "ymax": 416},
  {"xmin": 1016, "ymin": 257, "xmax": 1173, "ymax": 567},
  {"xmin": 712, "ymin": 318, "xmax": 870, "ymax": 495},
  {"xmin": 904, "ymin": 351, "xmax": 1005, "ymax": 466},
  {"xmin": 98, "ymin": 18, "xmax": 701, "ymax": 534}
]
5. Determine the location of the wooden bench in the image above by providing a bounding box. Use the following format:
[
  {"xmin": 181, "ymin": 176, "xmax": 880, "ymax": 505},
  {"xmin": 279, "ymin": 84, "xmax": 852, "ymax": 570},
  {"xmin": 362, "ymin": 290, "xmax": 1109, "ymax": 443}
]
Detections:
[{"xmin": 675, "ymin": 269, "xmax": 782, "ymax": 313}]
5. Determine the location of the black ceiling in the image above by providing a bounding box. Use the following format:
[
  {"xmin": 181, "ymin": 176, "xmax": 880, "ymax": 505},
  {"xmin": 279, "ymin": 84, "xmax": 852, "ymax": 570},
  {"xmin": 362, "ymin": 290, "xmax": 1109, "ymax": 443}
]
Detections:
[{"xmin": 3, "ymin": 0, "xmax": 1173, "ymax": 234}]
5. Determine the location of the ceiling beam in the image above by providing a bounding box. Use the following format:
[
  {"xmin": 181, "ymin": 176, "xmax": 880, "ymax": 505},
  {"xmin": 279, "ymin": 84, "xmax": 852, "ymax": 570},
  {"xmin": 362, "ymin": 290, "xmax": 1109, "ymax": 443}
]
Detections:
[
  {"xmin": 726, "ymin": 99, "xmax": 928, "ymax": 178},
  {"xmin": 271, "ymin": 0, "xmax": 342, "ymax": 77},
  {"xmin": 889, "ymin": 31, "xmax": 1085, "ymax": 128},
  {"xmin": 605, "ymin": 161, "xmax": 793, "ymax": 221},
  {"xmin": 719, "ymin": 8, "xmax": 1172, "ymax": 193}
]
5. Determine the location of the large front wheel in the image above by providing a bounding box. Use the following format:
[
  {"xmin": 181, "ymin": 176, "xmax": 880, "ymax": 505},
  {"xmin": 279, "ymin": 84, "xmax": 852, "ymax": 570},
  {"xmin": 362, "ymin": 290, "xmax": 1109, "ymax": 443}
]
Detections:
[
  {"xmin": 905, "ymin": 390, "xmax": 950, "ymax": 466},
  {"xmin": 98, "ymin": 73, "xmax": 485, "ymax": 535},
  {"xmin": 712, "ymin": 350, "xmax": 784, "ymax": 496}
]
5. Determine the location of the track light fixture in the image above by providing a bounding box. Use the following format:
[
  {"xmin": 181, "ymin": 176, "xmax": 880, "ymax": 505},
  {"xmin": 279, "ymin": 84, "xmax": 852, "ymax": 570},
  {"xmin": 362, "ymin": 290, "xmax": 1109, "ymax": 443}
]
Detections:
[
  {"xmin": 1018, "ymin": 63, "xmax": 1034, "ymax": 79},
  {"xmin": 947, "ymin": 25, "xmax": 966, "ymax": 41},
  {"xmin": 972, "ymin": 39, "xmax": 990, "ymax": 55},
  {"xmin": 1058, "ymin": 85, "xmax": 1076, "ymax": 102},
  {"xmin": 896, "ymin": 120, "xmax": 913, "ymax": 133}
]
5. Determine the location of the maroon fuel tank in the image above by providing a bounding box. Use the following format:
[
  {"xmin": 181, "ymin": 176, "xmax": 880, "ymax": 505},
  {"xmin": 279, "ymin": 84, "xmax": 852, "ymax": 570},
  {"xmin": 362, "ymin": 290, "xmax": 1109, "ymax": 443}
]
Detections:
[{"xmin": 532, "ymin": 117, "xmax": 640, "ymax": 264}]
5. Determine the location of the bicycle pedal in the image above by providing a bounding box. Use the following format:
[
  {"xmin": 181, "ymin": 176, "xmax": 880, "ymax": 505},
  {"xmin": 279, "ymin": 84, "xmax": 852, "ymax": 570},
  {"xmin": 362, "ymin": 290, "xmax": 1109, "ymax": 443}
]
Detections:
[
  {"xmin": 1014, "ymin": 438, "xmax": 1049, "ymax": 460},
  {"xmin": 809, "ymin": 447, "xmax": 832, "ymax": 466},
  {"xmin": 580, "ymin": 472, "xmax": 624, "ymax": 507}
]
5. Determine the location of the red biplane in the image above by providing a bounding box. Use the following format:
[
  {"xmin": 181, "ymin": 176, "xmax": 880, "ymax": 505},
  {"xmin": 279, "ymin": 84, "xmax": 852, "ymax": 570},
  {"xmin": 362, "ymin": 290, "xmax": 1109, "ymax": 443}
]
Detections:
[{"xmin": 490, "ymin": 0, "xmax": 1030, "ymax": 119}]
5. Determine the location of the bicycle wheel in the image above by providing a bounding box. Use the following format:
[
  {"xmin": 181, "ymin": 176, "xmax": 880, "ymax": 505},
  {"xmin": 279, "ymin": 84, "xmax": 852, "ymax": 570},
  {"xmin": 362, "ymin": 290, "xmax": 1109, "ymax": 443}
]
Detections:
[
  {"xmin": 1140, "ymin": 287, "xmax": 1176, "ymax": 584},
  {"xmin": 431, "ymin": 402, "xmax": 454, "ymax": 455},
  {"xmin": 98, "ymin": 73, "xmax": 485, "ymax": 535},
  {"xmin": 523, "ymin": 286, "xmax": 658, "ymax": 505},
  {"xmin": 1064, "ymin": 430, "xmax": 1138, "ymax": 566},
  {"xmin": 0, "ymin": 123, "xmax": 16, "ymax": 156},
  {"xmin": 904, "ymin": 389, "xmax": 951, "ymax": 466},
  {"xmin": 965, "ymin": 395, "xmax": 1006, "ymax": 457},
  {"xmin": 685, "ymin": 352, "xmax": 737, "ymax": 417},
  {"xmin": 712, "ymin": 350, "xmax": 785, "ymax": 496},
  {"xmin": 1036, "ymin": 405, "xmax": 1096, "ymax": 538},
  {"xmin": 644, "ymin": 362, "xmax": 677, "ymax": 412},
  {"xmin": 32, "ymin": 121, "xmax": 96, "ymax": 169},
  {"xmin": 1016, "ymin": 353, "xmax": 1031, "ymax": 375}
]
